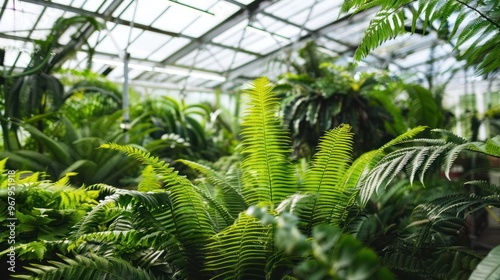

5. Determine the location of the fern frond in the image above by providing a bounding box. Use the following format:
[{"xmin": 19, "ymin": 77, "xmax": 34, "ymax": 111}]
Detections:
[
  {"xmin": 16, "ymin": 253, "xmax": 156, "ymax": 280},
  {"xmin": 178, "ymin": 159, "xmax": 247, "ymax": 218},
  {"xmin": 205, "ymin": 212, "xmax": 271, "ymax": 279},
  {"xmin": 138, "ymin": 165, "xmax": 161, "ymax": 192},
  {"xmin": 99, "ymin": 143, "xmax": 215, "ymax": 276},
  {"xmin": 342, "ymin": 0, "xmax": 500, "ymax": 75},
  {"xmin": 301, "ymin": 124, "xmax": 354, "ymax": 230},
  {"xmin": 240, "ymin": 77, "xmax": 296, "ymax": 206},
  {"xmin": 359, "ymin": 130, "xmax": 500, "ymax": 207},
  {"xmin": 354, "ymin": 10, "xmax": 407, "ymax": 61},
  {"xmin": 356, "ymin": 126, "xmax": 427, "ymax": 206},
  {"xmin": 193, "ymin": 182, "xmax": 236, "ymax": 230}
]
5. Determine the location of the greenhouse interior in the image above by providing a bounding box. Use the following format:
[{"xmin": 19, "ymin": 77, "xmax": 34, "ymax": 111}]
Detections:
[{"xmin": 1, "ymin": 0, "xmax": 500, "ymax": 279}]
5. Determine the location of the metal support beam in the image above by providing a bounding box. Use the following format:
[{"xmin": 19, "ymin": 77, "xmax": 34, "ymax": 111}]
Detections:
[
  {"xmin": 19, "ymin": 0, "xmax": 193, "ymax": 39},
  {"xmin": 223, "ymin": 10, "xmax": 375, "ymax": 83},
  {"xmin": 54, "ymin": 0, "xmax": 125, "ymax": 69},
  {"xmin": 159, "ymin": 0, "xmax": 272, "ymax": 66}
]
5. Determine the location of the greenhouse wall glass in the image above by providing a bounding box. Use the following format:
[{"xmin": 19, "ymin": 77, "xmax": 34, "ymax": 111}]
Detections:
[{"xmin": 1, "ymin": 0, "xmax": 499, "ymax": 279}]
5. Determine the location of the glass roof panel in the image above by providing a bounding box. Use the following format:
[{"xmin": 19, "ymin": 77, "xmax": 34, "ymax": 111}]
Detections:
[
  {"xmin": 176, "ymin": 48, "xmax": 213, "ymax": 66},
  {"xmin": 181, "ymin": 0, "xmax": 219, "ymax": 10},
  {"xmin": 212, "ymin": 20, "xmax": 249, "ymax": 47},
  {"xmin": 34, "ymin": 8, "xmax": 64, "ymax": 30},
  {"xmin": 118, "ymin": 0, "xmax": 169, "ymax": 26},
  {"xmin": 304, "ymin": 5, "xmax": 342, "ymax": 30},
  {"xmin": 112, "ymin": 0, "xmax": 134, "ymax": 17},
  {"xmin": 151, "ymin": 7, "xmax": 199, "ymax": 33},
  {"xmin": 69, "ymin": 0, "xmax": 87, "ymax": 8},
  {"xmin": 148, "ymin": 37, "xmax": 191, "ymax": 62},
  {"xmin": 1, "ymin": 0, "xmax": 494, "ymax": 97},
  {"xmin": 265, "ymin": 0, "xmax": 312, "ymax": 17},
  {"xmin": 191, "ymin": 46, "xmax": 255, "ymax": 72},
  {"xmin": 252, "ymin": 16, "xmax": 297, "ymax": 39},
  {"xmin": 92, "ymin": 23, "xmax": 143, "ymax": 54},
  {"xmin": 242, "ymin": 31, "xmax": 285, "ymax": 54},
  {"xmin": 0, "ymin": 2, "xmax": 42, "ymax": 35},
  {"xmin": 81, "ymin": 0, "xmax": 112, "ymax": 13},
  {"xmin": 51, "ymin": 0, "xmax": 73, "ymax": 5},
  {"xmin": 128, "ymin": 31, "xmax": 172, "ymax": 59},
  {"xmin": 317, "ymin": 37, "xmax": 350, "ymax": 54},
  {"xmin": 3, "ymin": 48, "xmax": 32, "ymax": 69},
  {"xmin": 182, "ymin": 16, "xmax": 219, "ymax": 38},
  {"xmin": 225, "ymin": 52, "xmax": 256, "ymax": 70},
  {"xmin": 181, "ymin": 2, "xmax": 240, "ymax": 38}
]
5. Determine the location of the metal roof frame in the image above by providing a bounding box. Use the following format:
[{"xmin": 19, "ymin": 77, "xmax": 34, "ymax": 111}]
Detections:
[{"xmin": 0, "ymin": 0, "xmax": 493, "ymax": 96}]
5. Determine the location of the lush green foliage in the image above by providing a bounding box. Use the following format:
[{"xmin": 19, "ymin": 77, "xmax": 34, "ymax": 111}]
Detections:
[
  {"xmin": 4, "ymin": 77, "xmax": 500, "ymax": 279},
  {"xmin": 0, "ymin": 159, "xmax": 99, "ymax": 273},
  {"xmin": 59, "ymin": 69, "xmax": 123, "ymax": 126},
  {"xmin": 277, "ymin": 42, "xmax": 447, "ymax": 159},
  {"xmin": 135, "ymin": 96, "xmax": 237, "ymax": 167},
  {"xmin": 469, "ymin": 245, "xmax": 500, "ymax": 280},
  {"xmin": 0, "ymin": 112, "xmax": 148, "ymax": 186},
  {"xmin": 9, "ymin": 77, "xmax": 394, "ymax": 279},
  {"xmin": 1, "ymin": 16, "xmax": 103, "ymax": 151},
  {"xmin": 341, "ymin": 0, "xmax": 500, "ymax": 75}
]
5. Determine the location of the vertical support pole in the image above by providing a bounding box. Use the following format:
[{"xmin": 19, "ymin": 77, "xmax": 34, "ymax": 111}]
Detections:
[{"xmin": 122, "ymin": 52, "xmax": 130, "ymax": 142}]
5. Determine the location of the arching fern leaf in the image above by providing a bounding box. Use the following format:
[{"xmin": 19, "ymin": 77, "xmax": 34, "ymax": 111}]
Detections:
[
  {"xmin": 99, "ymin": 143, "xmax": 215, "ymax": 277},
  {"xmin": 342, "ymin": 0, "xmax": 500, "ymax": 75},
  {"xmin": 16, "ymin": 253, "xmax": 156, "ymax": 280}
]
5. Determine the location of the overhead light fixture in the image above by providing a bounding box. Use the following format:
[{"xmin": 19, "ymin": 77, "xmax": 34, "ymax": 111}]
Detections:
[
  {"xmin": 167, "ymin": 1, "xmax": 214, "ymax": 17},
  {"xmin": 93, "ymin": 58, "xmax": 226, "ymax": 82},
  {"xmin": 246, "ymin": 25, "xmax": 290, "ymax": 42},
  {"xmin": 153, "ymin": 67, "xmax": 226, "ymax": 82}
]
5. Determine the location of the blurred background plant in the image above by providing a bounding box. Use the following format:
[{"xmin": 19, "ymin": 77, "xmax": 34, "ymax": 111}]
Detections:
[
  {"xmin": 133, "ymin": 95, "xmax": 239, "ymax": 177},
  {"xmin": 275, "ymin": 41, "xmax": 451, "ymax": 160}
]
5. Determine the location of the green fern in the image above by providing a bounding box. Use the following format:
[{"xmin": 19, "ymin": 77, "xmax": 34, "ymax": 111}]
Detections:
[
  {"xmin": 342, "ymin": 0, "xmax": 500, "ymax": 75},
  {"xmin": 301, "ymin": 124, "xmax": 354, "ymax": 230},
  {"xmin": 354, "ymin": 126, "xmax": 427, "ymax": 206},
  {"xmin": 240, "ymin": 77, "xmax": 297, "ymax": 206},
  {"xmin": 137, "ymin": 165, "xmax": 161, "ymax": 192},
  {"xmin": 205, "ymin": 212, "xmax": 272, "ymax": 279},
  {"xmin": 15, "ymin": 253, "xmax": 156, "ymax": 280},
  {"xmin": 358, "ymin": 128, "xmax": 500, "ymax": 207},
  {"xmin": 177, "ymin": 159, "xmax": 247, "ymax": 219},
  {"xmin": 98, "ymin": 144, "xmax": 215, "ymax": 277}
]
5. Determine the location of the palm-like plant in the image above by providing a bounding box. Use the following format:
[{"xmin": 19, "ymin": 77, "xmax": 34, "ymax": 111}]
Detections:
[
  {"xmin": 1, "ymin": 16, "xmax": 102, "ymax": 151},
  {"xmin": 0, "ymin": 111, "xmax": 151, "ymax": 186}
]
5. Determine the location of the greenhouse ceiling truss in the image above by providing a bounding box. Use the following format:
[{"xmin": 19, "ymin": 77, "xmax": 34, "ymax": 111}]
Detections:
[{"xmin": 0, "ymin": 0, "xmax": 495, "ymax": 95}]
